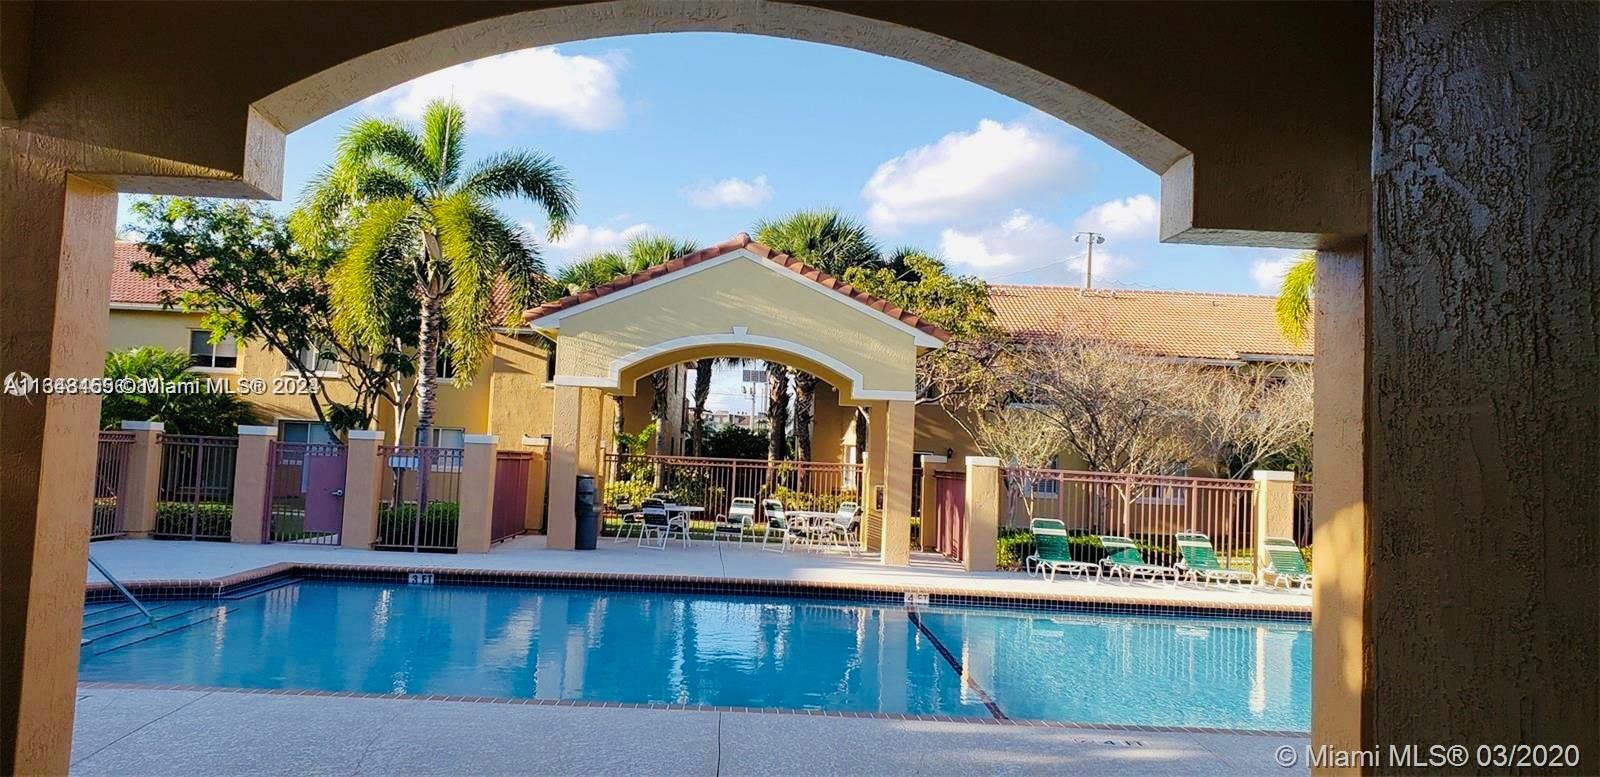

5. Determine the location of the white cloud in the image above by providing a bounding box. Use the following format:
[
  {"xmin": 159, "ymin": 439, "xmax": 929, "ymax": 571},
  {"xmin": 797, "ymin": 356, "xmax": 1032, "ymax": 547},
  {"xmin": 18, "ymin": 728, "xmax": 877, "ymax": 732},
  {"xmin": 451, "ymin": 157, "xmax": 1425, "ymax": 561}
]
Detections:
[
  {"xmin": 544, "ymin": 222, "xmax": 651, "ymax": 256},
  {"xmin": 1249, "ymin": 252, "xmax": 1301, "ymax": 292},
  {"xmin": 940, "ymin": 210, "xmax": 1135, "ymax": 284},
  {"xmin": 365, "ymin": 47, "xmax": 627, "ymax": 132},
  {"xmin": 684, "ymin": 175, "xmax": 773, "ymax": 209},
  {"xmin": 1075, "ymin": 194, "xmax": 1159, "ymax": 240},
  {"xmin": 862, "ymin": 120, "xmax": 1079, "ymax": 231}
]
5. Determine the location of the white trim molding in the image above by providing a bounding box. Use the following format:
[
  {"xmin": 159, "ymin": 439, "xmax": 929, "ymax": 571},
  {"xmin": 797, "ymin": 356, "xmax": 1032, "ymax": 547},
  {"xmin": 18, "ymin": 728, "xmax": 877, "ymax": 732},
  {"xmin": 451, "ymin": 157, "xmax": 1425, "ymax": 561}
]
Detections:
[
  {"xmin": 237, "ymin": 425, "xmax": 277, "ymax": 436},
  {"xmin": 346, "ymin": 430, "xmax": 384, "ymax": 440},
  {"xmin": 551, "ymin": 329, "xmax": 917, "ymax": 402},
  {"xmin": 463, "ymin": 434, "xmax": 497, "ymax": 445},
  {"xmin": 527, "ymin": 249, "xmax": 944, "ymax": 348},
  {"xmin": 1252, "ymin": 469, "xmax": 1296, "ymax": 482},
  {"xmin": 120, "ymin": 420, "xmax": 164, "ymax": 432}
]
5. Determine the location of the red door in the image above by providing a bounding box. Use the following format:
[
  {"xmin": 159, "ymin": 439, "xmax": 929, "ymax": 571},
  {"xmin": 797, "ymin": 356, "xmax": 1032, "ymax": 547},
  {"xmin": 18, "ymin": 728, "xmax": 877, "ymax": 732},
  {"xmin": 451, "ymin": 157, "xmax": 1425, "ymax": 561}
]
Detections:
[
  {"xmin": 934, "ymin": 471, "xmax": 966, "ymax": 561},
  {"xmin": 302, "ymin": 447, "xmax": 347, "ymax": 533}
]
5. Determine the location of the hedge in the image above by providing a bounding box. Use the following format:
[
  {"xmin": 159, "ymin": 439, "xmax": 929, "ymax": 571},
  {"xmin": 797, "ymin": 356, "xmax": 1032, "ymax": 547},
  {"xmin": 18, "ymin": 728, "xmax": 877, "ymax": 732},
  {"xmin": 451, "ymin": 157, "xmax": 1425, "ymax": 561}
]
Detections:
[
  {"xmin": 154, "ymin": 500, "xmax": 232, "ymax": 538},
  {"xmin": 376, "ymin": 501, "xmax": 460, "ymax": 548}
]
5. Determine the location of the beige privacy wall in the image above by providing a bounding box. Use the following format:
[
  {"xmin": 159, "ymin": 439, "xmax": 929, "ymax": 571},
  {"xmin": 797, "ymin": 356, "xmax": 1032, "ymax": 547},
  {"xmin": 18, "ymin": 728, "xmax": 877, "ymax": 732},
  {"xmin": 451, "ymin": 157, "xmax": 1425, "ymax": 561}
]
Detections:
[{"xmin": 546, "ymin": 251, "xmax": 923, "ymax": 401}]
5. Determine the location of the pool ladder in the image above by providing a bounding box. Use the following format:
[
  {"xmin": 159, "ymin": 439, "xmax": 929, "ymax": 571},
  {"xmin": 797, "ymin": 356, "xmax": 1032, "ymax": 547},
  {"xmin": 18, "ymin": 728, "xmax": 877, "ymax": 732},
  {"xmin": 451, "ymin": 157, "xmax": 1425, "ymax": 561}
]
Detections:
[{"xmin": 87, "ymin": 553, "xmax": 155, "ymax": 624}]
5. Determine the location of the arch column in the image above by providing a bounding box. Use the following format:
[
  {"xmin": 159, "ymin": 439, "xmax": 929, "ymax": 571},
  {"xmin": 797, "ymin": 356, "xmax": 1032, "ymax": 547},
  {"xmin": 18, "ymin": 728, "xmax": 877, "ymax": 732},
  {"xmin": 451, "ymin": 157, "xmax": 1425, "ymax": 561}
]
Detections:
[
  {"xmin": 546, "ymin": 384, "xmax": 582, "ymax": 550},
  {"xmin": 879, "ymin": 399, "xmax": 915, "ymax": 567}
]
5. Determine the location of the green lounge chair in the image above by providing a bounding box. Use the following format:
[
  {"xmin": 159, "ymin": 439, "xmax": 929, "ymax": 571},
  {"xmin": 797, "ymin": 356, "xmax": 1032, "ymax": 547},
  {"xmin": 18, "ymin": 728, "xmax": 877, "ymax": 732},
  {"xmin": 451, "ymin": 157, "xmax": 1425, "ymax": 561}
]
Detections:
[
  {"xmin": 1097, "ymin": 535, "xmax": 1179, "ymax": 585},
  {"xmin": 1174, "ymin": 532, "xmax": 1255, "ymax": 588},
  {"xmin": 1026, "ymin": 519, "xmax": 1099, "ymax": 581},
  {"xmin": 1262, "ymin": 536, "xmax": 1313, "ymax": 589}
]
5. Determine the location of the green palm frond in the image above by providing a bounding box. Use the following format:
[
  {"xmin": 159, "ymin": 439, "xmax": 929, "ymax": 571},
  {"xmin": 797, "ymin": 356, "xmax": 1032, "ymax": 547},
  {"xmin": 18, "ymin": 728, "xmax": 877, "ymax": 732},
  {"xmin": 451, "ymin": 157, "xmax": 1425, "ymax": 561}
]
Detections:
[
  {"xmin": 331, "ymin": 198, "xmax": 415, "ymax": 348},
  {"xmin": 753, "ymin": 208, "xmax": 880, "ymax": 276},
  {"xmin": 337, "ymin": 117, "xmax": 431, "ymax": 179},
  {"xmin": 618, "ymin": 234, "xmax": 699, "ymax": 273},
  {"xmin": 420, "ymin": 100, "xmax": 467, "ymax": 189},
  {"xmin": 458, "ymin": 150, "xmax": 576, "ymax": 239},
  {"xmin": 1275, "ymin": 252, "xmax": 1316, "ymax": 346}
]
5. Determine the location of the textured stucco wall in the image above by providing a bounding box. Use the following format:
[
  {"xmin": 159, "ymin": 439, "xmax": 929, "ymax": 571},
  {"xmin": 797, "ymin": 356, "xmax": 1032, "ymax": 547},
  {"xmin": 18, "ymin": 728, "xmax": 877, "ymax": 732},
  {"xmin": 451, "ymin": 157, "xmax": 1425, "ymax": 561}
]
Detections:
[{"xmin": 1370, "ymin": 0, "xmax": 1598, "ymax": 755}]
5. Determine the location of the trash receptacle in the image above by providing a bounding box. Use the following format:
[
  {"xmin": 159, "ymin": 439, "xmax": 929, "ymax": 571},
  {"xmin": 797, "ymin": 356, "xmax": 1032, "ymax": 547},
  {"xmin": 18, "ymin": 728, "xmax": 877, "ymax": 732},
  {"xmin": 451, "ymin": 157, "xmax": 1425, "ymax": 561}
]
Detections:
[{"xmin": 575, "ymin": 475, "xmax": 599, "ymax": 550}]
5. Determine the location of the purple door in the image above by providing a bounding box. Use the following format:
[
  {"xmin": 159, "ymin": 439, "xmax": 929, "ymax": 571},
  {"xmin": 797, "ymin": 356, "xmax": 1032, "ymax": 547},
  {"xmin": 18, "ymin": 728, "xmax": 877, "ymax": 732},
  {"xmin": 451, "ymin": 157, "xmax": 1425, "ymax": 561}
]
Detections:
[{"xmin": 303, "ymin": 449, "xmax": 347, "ymax": 533}]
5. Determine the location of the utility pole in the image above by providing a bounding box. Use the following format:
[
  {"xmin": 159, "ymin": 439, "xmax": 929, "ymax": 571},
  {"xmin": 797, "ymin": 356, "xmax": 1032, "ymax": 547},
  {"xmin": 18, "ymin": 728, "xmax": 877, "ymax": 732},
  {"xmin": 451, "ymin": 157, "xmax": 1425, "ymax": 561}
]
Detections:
[{"xmin": 1074, "ymin": 231, "xmax": 1105, "ymax": 289}]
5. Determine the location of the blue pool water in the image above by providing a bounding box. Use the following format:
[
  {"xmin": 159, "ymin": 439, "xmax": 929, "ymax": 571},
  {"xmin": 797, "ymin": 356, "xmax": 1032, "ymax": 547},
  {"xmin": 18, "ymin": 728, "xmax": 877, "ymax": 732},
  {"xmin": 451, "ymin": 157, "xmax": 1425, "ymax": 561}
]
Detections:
[{"xmin": 78, "ymin": 581, "xmax": 1311, "ymax": 731}]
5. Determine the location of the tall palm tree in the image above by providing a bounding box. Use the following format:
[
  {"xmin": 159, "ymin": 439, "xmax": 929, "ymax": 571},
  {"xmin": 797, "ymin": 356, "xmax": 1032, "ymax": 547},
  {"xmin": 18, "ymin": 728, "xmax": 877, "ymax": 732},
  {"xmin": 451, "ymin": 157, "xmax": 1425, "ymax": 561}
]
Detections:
[
  {"xmin": 1275, "ymin": 252, "xmax": 1316, "ymax": 346},
  {"xmin": 295, "ymin": 99, "xmax": 575, "ymax": 446},
  {"xmin": 550, "ymin": 234, "xmax": 700, "ymax": 451},
  {"xmin": 754, "ymin": 208, "xmax": 882, "ymax": 460}
]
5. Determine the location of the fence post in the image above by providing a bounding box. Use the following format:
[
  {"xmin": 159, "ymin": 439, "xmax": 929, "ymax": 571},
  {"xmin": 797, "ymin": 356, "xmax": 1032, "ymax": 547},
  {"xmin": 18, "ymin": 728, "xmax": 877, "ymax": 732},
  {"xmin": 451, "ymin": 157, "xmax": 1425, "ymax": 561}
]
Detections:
[
  {"xmin": 525, "ymin": 437, "xmax": 549, "ymax": 533},
  {"xmin": 1252, "ymin": 469, "xmax": 1296, "ymax": 578},
  {"xmin": 963, "ymin": 456, "xmax": 1002, "ymax": 572},
  {"xmin": 229, "ymin": 426, "xmax": 275, "ymax": 544},
  {"xmin": 341, "ymin": 430, "xmax": 384, "ymax": 549},
  {"xmin": 118, "ymin": 421, "xmax": 164, "ymax": 538},
  {"xmin": 457, "ymin": 434, "xmax": 498, "ymax": 553}
]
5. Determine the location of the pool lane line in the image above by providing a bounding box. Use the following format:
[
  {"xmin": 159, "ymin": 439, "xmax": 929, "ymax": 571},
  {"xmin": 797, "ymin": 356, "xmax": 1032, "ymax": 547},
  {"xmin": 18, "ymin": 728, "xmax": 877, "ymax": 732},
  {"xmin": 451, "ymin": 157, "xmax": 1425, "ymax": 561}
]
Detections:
[{"xmin": 904, "ymin": 607, "xmax": 1009, "ymax": 722}]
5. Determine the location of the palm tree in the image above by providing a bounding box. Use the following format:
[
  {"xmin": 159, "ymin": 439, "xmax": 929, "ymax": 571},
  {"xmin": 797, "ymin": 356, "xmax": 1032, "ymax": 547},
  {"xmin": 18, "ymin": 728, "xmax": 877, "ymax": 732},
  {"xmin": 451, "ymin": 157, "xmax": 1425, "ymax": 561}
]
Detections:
[
  {"xmin": 550, "ymin": 234, "xmax": 700, "ymax": 451},
  {"xmin": 754, "ymin": 208, "xmax": 882, "ymax": 460},
  {"xmin": 295, "ymin": 99, "xmax": 575, "ymax": 447},
  {"xmin": 1275, "ymin": 252, "xmax": 1316, "ymax": 346}
]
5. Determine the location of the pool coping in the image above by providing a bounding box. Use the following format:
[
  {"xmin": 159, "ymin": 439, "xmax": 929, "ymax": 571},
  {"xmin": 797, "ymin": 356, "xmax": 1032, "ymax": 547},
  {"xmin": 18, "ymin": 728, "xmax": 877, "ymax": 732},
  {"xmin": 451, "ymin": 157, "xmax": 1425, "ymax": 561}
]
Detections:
[
  {"xmin": 75, "ymin": 683, "xmax": 1310, "ymax": 738},
  {"xmin": 85, "ymin": 561, "xmax": 1311, "ymax": 622}
]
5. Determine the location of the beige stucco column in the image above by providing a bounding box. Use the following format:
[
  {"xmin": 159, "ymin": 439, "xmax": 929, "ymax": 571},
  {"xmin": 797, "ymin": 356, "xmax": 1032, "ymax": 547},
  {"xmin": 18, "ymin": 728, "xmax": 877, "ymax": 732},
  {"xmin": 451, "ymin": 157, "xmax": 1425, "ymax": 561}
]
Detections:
[
  {"xmin": 1251, "ymin": 470, "xmax": 1295, "ymax": 579},
  {"xmin": 229, "ymin": 425, "xmax": 275, "ymax": 544},
  {"xmin": 1310, "ymin": 244, "xmax": 1367, "ymax": 773},
  {"xmin": 525, "ymin": 437, "xmax": 550, "ymax": 533},
  {"xmin": 963, "ymin": 456, "xmax": 1002, "ymax": 572},
  {"xmin": 118, "ymin": 421, "xmax": 164, "ymax": 537},
  {"xmin": 456, "ymin": 434, "xmax": 497, "ymax": 553},
  {"xmin": 880, "ymin": 400, "xmax": 915, "ymax": 566},
  {"xmin": 340, "ymin": 430, "xmax": 384, "ymax": 549},
  {"xmin": 862, "ymin": 402, "xmax": 888, "ymax": 552},
  {"xmin": 577, "ymin": 387, "xmax": 605, "ymax": 477},
  {"xmin": 1, "ymin": 171, "xmax": 116, "ymax": 775},
  {"xmin": 547, "ymin": 384, "xmax": 581, "ymax": 550}
]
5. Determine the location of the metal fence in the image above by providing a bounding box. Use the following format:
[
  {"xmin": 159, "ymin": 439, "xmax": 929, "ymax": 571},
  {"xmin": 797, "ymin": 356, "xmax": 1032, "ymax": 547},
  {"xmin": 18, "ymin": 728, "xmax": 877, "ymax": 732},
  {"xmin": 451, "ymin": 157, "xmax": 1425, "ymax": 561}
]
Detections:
[
  {"xmin": 266, "ymin": 441, "xmax": 347, "ymax": 546},
  {"xmin": 491, "ymin": 450, "xmax": 533, "ymax": 543},
  {"xmin": 600, "ymin": 453, "xmax": 863, "ymax": 533},
  {"xmin": 376, "ymin": 445, "xmax": 463, "ymax": 552},
  {"xmin": 90, "ymin": 431, "xmax": 135, "ymax": 540},
  {"xmin": 1293, "ymin": 482, "xmax": 1313, "ymax": 548},
  {"xmin": 1001, "ymin": 468, "xmax": 1257, "ymax": 567},
  {"xmin": 155, "ymin": 434, "xmax": 238, "ymax": 540}
]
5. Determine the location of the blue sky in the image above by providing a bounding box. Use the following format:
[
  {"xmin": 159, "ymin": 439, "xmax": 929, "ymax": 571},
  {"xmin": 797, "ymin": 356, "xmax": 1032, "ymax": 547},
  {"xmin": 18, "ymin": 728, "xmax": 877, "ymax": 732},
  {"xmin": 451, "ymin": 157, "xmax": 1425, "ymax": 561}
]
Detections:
[{"xmin": 118, "ymin": 32, "xmax": 1300, "ymax": 297}]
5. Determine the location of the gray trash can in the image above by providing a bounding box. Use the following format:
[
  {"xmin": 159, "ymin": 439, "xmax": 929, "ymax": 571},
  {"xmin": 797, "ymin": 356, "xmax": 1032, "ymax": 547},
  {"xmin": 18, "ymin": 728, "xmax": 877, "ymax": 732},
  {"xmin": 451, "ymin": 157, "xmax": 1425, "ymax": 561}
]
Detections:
[{"xmin": 574, "ymin": 475, "xmax": 599, "ymax": 550}]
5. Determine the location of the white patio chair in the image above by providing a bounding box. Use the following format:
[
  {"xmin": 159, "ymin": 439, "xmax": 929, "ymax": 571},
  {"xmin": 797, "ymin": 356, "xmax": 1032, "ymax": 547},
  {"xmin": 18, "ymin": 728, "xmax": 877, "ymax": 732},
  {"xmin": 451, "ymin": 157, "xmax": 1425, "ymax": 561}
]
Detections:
[
  {"xmin": 819, "ymin": 502, "xmax": 861, "ymax": 556},
  {"xmin": 612, "ymin": 495, "xmax": 642, "ymax": 543},
  {"xmin": 715, "ymin": 498, "xmax": 757, "ymax": 544},
  {"xmin": 760, "ymin": 499, "xmax": 804, "ymax": 553},
  {"xmin": 638, "ymin": 498, "xmax": 688, "ymax": 550}
]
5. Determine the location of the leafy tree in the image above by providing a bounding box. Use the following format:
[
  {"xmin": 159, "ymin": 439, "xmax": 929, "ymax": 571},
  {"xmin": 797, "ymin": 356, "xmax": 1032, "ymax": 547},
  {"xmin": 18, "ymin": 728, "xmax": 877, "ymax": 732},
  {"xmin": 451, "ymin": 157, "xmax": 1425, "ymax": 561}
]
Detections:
[
  {"xmin": 1275, "ymin": 252, "xmax": 1316, "ymax": 346},
  {"xmin": 844, "ymin": 251, "xmax": 995, "ymax": 340},
  {"xmin": 295, "ymin": 99, "xmax": 574, "ymax": 446},
  {"xmin": 754, "ymin": 208, "xmax": 883, "ymax": 460},
  {"xmin": 130, "ymin": 197, "xmax": 418, "ymax": 436},
  {"xmin": 700, "ymin": 423, "xmax": 769, "ymax": 460},
  {"xmin": 101, "ymin": 347, "xmax": 258, "ymax": 435}
]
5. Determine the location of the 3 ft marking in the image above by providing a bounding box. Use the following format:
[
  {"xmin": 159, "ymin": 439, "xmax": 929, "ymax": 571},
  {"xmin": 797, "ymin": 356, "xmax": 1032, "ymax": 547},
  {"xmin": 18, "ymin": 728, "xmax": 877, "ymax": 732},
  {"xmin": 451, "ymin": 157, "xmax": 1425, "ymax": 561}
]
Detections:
[{"xmin": 408, "ymin": 573, "xmax": 435, "ymax": 586}]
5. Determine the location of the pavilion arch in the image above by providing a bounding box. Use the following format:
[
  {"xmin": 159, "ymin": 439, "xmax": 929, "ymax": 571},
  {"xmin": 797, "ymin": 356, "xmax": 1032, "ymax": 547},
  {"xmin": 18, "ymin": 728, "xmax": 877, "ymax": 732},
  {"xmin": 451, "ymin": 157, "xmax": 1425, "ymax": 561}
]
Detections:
[{"xmin": 522, "ymin": 234, "xmax": 943, "ymax": 564}]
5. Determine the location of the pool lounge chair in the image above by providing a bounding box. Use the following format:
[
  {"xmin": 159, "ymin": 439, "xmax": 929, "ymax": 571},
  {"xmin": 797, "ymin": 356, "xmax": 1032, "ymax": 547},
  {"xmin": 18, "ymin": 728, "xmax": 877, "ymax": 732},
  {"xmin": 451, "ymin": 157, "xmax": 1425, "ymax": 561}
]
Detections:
[
  {"xmin": 1262, "ymin": 537, "xmax": 1313, "ymax": 590},
  {"xmin": 1097, "ymin": 535, "xmax": 1179, "ymax": 585},
  {"xmin": 714, "ymin": 498, "xmax": 757, "ymax": 543},
  {"xmin": 1174, "ymin": 532, "xmax": 1255, "ymax": 588},
  {"xmin": 1027, "ymin": 519, "xmax": 1099, "ymax": 581}
]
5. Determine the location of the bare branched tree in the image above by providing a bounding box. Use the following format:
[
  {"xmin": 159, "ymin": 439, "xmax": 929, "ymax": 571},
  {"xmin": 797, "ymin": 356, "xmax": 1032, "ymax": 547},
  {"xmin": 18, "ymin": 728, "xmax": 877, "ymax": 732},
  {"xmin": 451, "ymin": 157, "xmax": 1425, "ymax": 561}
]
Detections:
[{"xmin": 1188, "ymin": 364, "xmax": 1314, "ymax": 478}]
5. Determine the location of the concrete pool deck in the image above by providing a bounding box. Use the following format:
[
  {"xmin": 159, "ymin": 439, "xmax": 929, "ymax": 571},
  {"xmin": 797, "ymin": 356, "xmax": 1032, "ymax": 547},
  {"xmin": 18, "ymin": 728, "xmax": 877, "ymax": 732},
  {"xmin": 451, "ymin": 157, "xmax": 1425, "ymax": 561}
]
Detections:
[
  {"xmin": 85, "ymin": 536, "xmax": 1311, "ymax": 614},
  {"xmin": 72, "ymin": 687, "xmax": 1308, "ymax": 776}
]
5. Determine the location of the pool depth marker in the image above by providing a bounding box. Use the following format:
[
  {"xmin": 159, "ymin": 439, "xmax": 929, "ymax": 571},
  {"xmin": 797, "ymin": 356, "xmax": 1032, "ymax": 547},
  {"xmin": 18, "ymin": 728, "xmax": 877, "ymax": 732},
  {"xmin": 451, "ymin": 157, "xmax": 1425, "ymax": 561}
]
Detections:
[{"xmin": 904, "ymin": 606, "xmax": 1009, "ymax": 721}]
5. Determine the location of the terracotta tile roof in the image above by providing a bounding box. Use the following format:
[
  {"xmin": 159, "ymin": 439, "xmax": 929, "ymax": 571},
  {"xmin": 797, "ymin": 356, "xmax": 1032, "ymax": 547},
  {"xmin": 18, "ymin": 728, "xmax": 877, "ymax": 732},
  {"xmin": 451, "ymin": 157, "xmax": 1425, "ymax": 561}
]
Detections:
[
  {"xmin": 521, "ymin": 233, "xmax": 953, "ymax": 342},
  {"xmin": 987, "ymin": 284, "xmax": 1311, "ymax": 361},
  {"xmin": 110, "ymin": 241, "xmax": 186, "ymax": 306},
  {"xmin": 111, "ymin": 241, "xmax": 523, "ymax": 321}
]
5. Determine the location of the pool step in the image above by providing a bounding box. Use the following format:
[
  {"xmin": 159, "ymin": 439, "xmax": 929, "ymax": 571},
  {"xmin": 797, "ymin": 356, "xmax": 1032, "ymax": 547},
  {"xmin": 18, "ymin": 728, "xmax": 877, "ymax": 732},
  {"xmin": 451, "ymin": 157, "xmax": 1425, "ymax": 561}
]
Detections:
[
  {"xmin": 79, "ymin": 602, "xmax": 202, "ymax": 643},
  {"xmin": 220, "ymin": 576, "xmax": 299, "ymax": 600},
  {"xmin": 80, "ymin": 603, "xmax": 232, "ymax": 654},
  {"xmin": 82, "ymin": 602, "xmax": 138, "ymax": 628}
]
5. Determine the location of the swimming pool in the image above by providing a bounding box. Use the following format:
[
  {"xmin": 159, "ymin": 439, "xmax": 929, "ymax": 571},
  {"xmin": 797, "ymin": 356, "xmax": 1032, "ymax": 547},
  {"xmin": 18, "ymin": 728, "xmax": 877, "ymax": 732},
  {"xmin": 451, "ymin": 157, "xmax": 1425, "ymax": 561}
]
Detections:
[{"xmin": 78, "ymin": 580, "xmax": 1310, "ymax": 731}]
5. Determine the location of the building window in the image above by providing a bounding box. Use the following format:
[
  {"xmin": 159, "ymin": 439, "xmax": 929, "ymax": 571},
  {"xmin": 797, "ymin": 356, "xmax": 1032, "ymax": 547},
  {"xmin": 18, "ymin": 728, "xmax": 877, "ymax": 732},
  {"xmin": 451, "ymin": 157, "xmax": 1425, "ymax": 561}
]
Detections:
[
  {"xmin": 416, "ymin": 427, "xmax": 465, "ymax": 448},
  {"xmin": 188, "ymin": 331, "xmax": 238, "ymax": 370},
  {"xmin": 288, "ymin": 346, "xmax": 336, "ymax": 375},
  {"xmin": 1031, "ymin": 456, "xmax": 1062, "ymax": 496},
  {"xmin": 278, "ymin": 420, "xmax": 335, "ymax": 444},
  {"xmin": 434, "ymin": 348, "xmax": 457, "ymax": 380}
]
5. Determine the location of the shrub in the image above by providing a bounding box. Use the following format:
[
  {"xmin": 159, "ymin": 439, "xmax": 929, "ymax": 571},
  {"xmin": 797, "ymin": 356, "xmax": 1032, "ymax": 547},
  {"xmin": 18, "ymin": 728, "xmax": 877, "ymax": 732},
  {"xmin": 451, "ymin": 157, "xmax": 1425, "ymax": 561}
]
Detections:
[
  {"xmin": 376, "ymin": 501, "xmax": 460, "ymax": 548},
  {"xmin": 154, "ymin": 501, "xmax": 233, "ymax": 538}
]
